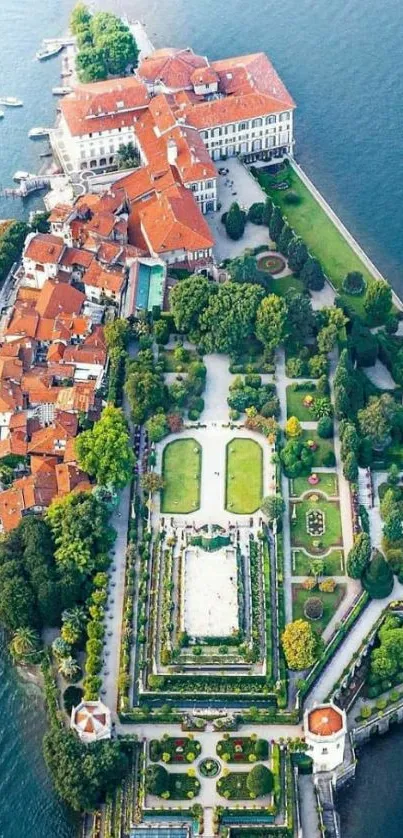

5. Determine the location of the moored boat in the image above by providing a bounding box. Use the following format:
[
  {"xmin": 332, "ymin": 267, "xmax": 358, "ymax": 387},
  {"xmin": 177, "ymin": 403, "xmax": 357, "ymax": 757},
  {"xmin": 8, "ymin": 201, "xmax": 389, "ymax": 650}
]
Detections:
[
  {"xmin": 36, "ymin": 44, "xmax": 64, "ymax": 61},
  {"xmin": 28, "ymin": 127, "xmax": 51, "ymax": 139},
  {"xmin": 0, "ymin": 97, "xmax": 23, "ymax": 107},
  {"xmin": 52, "ymin": 86, "xmax": 72, "ymax": 96}
]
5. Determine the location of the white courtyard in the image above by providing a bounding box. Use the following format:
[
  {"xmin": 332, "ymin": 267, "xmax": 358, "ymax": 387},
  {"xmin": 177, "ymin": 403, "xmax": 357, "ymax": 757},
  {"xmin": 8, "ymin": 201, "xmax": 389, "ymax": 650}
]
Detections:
[{"xmin": 181, "ymin": 546, "xmax": 239, "ymax": 637}]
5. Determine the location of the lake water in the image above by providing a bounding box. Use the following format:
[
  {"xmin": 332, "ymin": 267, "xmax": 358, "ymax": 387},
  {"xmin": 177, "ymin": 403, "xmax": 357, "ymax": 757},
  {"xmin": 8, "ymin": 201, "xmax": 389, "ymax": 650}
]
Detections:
[{"xmin": 1, "ymin": 0, "xmax": 403, "ymax": 834}]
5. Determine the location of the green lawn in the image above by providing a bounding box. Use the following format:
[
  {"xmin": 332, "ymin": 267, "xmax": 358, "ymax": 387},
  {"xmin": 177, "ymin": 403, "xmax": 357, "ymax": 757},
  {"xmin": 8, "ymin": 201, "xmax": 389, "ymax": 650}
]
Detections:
[
  {"xmin": 257, "ymin": 166, "xmax": 376, "ymax": 318},
  {"xmin": 226, "ymin": 438, "xmax": 263, "ymax": 513},
  {"xmin": 266, "ymin": 273, "xmax": 304, "ymax": 297},
  {"xmin": 300, "ymin": 429, "xmax": 335, "ymax": 468},
  {"xmin": 290, "ymin": 497, "xmax": 343, "ymax": 554},
  {"xmin": 290, "ymin": 473, "xmax": 338, "ymax": 498},
  {"xmin": 162, "ymin": 348, "xmax": 199, "ymax": 372},
  {"xmin": 161, "ymin": 439, "xmax": 201, "ymax": 513},
  {"xmin": 292, "ymin": 583, "xmax": 346, "ymax": 635},
  {"xmin": 292, "ymin": 548, "xmax": 345, "ymax": 576},
  {"xmin": 286, "ymin": 384, "xmax": 317, "ymax": 420}
]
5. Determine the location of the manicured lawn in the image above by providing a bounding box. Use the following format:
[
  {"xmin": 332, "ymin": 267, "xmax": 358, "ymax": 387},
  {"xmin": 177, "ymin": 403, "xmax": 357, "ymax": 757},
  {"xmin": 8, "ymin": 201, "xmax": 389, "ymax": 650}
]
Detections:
[
  {"xmin": 292, "ymin": 548, "xmax": 345, "ymax": 576},
  {"xmin": 257, "ymin": 166, "xmax": 373, "ymax": 318},
  {"xmin": 286, "ymin": 383, "xmax": 317, "ymax": 420},
  {"xmin": 265, "ymin": 273, "xmax": 304, "ymax": 297},
  {"xmin": 290, "ymin": 473, "xmax": 338, "ymax": 498},
  {"xmin": 226, "ymin": 438, "xmax": 263, "ymax": 513},
  {"xmin": 290, "ymin": 497, "xmax": 343, "ymax": 553},
  {"xmin": 292, "ymin": 583, "xmax": 346, "ymax": 635},
  {"xmin": 300, "ymin": 430, "xmax": 335, "ymax": 468},
  {"xmin": 161, "ymin": 439, "xmax": 201, "ymax": 513}
]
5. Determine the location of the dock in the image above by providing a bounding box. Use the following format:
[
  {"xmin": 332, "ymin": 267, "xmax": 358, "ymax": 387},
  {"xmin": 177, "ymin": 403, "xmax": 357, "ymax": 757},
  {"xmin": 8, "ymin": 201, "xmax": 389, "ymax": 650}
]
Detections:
[{"xmin": 0, "ymin": 177, "xmax": 51, "ymax": 199}]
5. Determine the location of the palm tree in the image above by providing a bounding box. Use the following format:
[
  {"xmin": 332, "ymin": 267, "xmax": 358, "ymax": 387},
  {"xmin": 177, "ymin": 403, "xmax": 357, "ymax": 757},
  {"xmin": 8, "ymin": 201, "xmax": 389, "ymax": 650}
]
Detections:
[
  {"xmin": 62, "ymin": 606, "xmax": 87, "ymax": 633},
  {"xmin": 9, "ymin": 627, "xmax": 39, "ymax": 662},
  {"xmin": 58, "ymin": 656, "xmax": 81, "ymax": 682}
]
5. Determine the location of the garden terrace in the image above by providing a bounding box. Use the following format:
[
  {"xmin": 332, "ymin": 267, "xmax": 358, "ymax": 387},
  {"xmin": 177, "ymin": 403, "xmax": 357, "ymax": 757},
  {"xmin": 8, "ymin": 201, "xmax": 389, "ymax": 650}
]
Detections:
[
  {"xmin": 225, "ymin": 438, "xmax": 263, "ymax": 514},
  {"xmin": 181, "ymin": 545, "xmax": 239, "ymax": 638},
  {"xmin": 149, "ymin": 736, "xmax": 201, "ymax": 764},
  {"xmin": 286, "ymin": 383, "xmax": 318, "ymax": 421},
  {"xmin": 216, "ymin": 736, "xmax": 269, "ymax": 763},
  {"xmin": 292, "ymin": 548, "xmax": 344, "ymax": 576},
  {"xmin": 300, "ymin": 430, "xmax": 335, "ymax": 468},
  {"xmin": 161, "ymin": 439, "xmax": 201, "ymax": 513},
  {"xmin": 292, "ymin": 583, "xmax": 346, "ymax": 635},
  {"xmin": 290, "ymin": 495, "xmax": 343, "ymax": 554},
  {"xmin": 290, "ymin": 473, "xmax": 338, "ymax": 498}
]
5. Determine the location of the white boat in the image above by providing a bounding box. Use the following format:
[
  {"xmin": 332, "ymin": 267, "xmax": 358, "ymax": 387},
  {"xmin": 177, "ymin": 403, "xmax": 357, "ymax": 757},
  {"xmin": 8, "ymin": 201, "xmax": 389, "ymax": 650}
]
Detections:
[
  {"xmin": 28, "ymin": 127, "xmax": 51, "ymax": 139},
  {"xmin": 0, "ymin": 97, "xmax": 23, "ymax": 107},
  {"xmin": 13, "ymin": 171, "xmax": 34, "ymax": 181},
  {"xmin": 36, "ymin": 44, "xmax": 64, "ymax": 61},
  {"xmin": 0, "ymin": 111, "xmax": 4, "ymax": 120},
  {"xmin": 52, "ymin": 86, "xmax": 72, "ymax": 96}
]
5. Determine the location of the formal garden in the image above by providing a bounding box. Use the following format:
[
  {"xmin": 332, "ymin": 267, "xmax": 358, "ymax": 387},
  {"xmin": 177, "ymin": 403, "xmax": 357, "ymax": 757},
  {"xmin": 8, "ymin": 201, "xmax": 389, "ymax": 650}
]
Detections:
[
  {"xmin": 292, "ymin": 583, "xmax": 346, "ymax": 635},
  {"xmin": 149, "ymin": 736, "xmax": 202, "ymax": 764},
  {"xmin": 225, "ymin": 438, "xmax": 263, "ymax": 514},
  {"xmin": 161, "ymin": 439, "xmax": 202, "ymax": 513},
  {"xmin": 216, "ymin": 735, "xmax": 269, "ymax": 763},
  {"xmin": 290, "ymin": 493, "xmax": 343, "ymax": 554},
  {"xmin": 145, "ymin": 764, "xmax": 200, "ymax": 800}
]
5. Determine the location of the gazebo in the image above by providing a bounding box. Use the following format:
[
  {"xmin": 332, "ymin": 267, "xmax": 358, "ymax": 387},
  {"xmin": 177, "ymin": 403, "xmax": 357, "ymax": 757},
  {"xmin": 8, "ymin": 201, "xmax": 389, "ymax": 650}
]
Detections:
[{"xmin": 71, "ymin": 699, "xmax": 112, "ymax": 744}]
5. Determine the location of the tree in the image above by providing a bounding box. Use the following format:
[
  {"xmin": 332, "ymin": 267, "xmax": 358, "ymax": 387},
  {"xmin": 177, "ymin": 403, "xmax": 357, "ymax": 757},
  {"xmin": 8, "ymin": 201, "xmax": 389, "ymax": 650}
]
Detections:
[
  {"xmin": 141, "ymin": 472, "xmax": 164, "ymax": 494},
  {"xmin": 46, "ymin": 493, "xmax": 114, "ymax": 576},
  {"xmin": 74, "ymin": 9, "xmax": 139, "ymax": 82},
  {"xmin": 311, "ymin": 559, "xmax": 325, "ymax": 582},
  {"xmin": 199, "ymin": 283, "xmax": 264, "ymax": 354},
  {"xmin": 380, "ymin": 488, "xmax": 400, "ymax": 522},
  {"xmin": 387, "ymin": 463, "xmax": 400, "ymax": 488},
  {"xmin": 358, "ymin": 394, "xmax": 398, "ymax": 450},
  {"xmin": 317, "ymin": 416, "xmax": 333, "ymax": 439},
  {"xmin": 261, "ymin": 494, "xmax": 285, "ymax": 523},
  {"xmin": 269, "ymin": 206, "xmax": 284, "ymax": 243},
  {"xmin": 343, "ymin": 451, "xmax": 358, "ymax": 482},
  {"xmin": 58, "ymin": 656, "xmax": 81, "ymax": 682},
  {"xmin": 9, "ymin": 627, "xmax": 40, "ymax": 662},
  {"xmin": 342, "ymin": 271, "xmax": 366, "ymax": 295},
  {"xmin": 125, "ymin": 367, "xmax": 166, "ymax": 425},
  {"xmin": 362, "ymin": 549, "xmax": 394, "ymax": 599},
  {"xmin": 281, "ymin": 619, "xmax": 320, "ymax": 669},
  {"xmin": 287, "ymin": 237, "xmax": 309, "ymax": 275},
  {"xmin": 300, "ymin": 256, "xmax": 325, "ymax": 290},
  {"xmin": 75, "ymin": 405, "xmax": 134, "ymax": 489},
  {"xmin": 248, "ymin": 202, "xmax": 265, "ymax": 224},
  {"xmin": 255, "ymin": 294, "xmax": 287, "ymax": 352},
  {"xmin": 347, "ymin": 533, "xmax": 371, "ymax": 578},
  {"xmin": 225, "ymin": 202, "xmax": 246, "ymax": 240},
  {"xmin": 317, "ymin": 324, "xmax": 338, "ymax": 355},
  {"xmin": 285, "ymin": 416, "xmax": 301, "ymax": 438},
  {"xmin": 70, "ymin": 3, "xmax": 92, "ymax": 35},
  {"xmin": 228, "ymin": 252, "xmax": 269, "ymax": 290},
  {"xmin": 104, "ymin": 318, "xmax": 130, "ymax": 350},
  {"xmin": 153, "ymin": 318, "xmax": 170, "ymax": 345},
  {"xmin": 116, "ymin": 141, "xmax": 139, "ymax": 170},
  {"xmin": 383, "ymin": 511, "xmax": 403, "ymax": 543},
  {"xmin": 364, "ymin": 279, "xmax": 392, "ymax": 325},
  {"xmin": 284, "ymin": 290, "xmax": 315, "ymax": 348},
  {"xmin": 170, "ymin": 275, "xmax": 217, "ymax": 336},
  {"xmin": 262, "ymin": 197, "xmax": 273, "ymax": 227},
  {"xmin": 349, "ymin": 319, "xmax": 378, "ymax": 367},
  {"xmin": 278, "ymin": 222, "xmax": 294, "ymax": 256},
  {"xmin": 246, "ymin": 764, "xmax": 274, "ymax": 797},
  {"xmin": 280, "ymin": 439, "xmax": 313, "ymax": 477},
  {"xmin": 340, "ymin": 422, "xmax": 360, "ymax": 460},
  {"xmin": 145, "ymin": 413, "xmax": 169, "ymax": 443}
]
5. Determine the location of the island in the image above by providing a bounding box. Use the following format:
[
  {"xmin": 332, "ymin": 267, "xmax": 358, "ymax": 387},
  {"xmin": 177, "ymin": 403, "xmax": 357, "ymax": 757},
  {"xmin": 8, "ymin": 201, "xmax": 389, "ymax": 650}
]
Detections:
[{"xmin": 0, "ymin": 5, "xmax": 402, "ymax": 838}]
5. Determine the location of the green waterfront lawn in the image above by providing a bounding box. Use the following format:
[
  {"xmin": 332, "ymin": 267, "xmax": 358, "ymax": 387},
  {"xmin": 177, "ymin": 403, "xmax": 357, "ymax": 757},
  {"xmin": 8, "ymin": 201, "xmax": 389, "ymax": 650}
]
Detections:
[
  {"xmin": 265, "ymin": 273, "xmax": 304, "ymax": 297},
  {"xmin": 292, "ymin": 583, "xmax": 346, "ymax": 635},
  {"xmin": 286, "ymin": 383, "xmax": 318, "ymax": 420},
  {"xmin": 290, "ymin": 497, "xmax": 343, "ymax": 553},
  {"xmin": 226, "ymin": 438, "xmax": 263, "ymax": 513},
  {"xmin": 292, "ymin": 548, "xmax": 345, "ymax": 576},
  {"xmin": 161, "ymin": 439, "xmax": 201, "ymax": 513},
  {"xmin": 300, "ymin": 429, "xmax": 335, "ymax": 468},
  {"xmin": 257, "ymin": 166, "xmax": 375, "ymax": 318},
  {"xmin": 290, "ymin": 472, "xmax": 338, "ymax": 498}
]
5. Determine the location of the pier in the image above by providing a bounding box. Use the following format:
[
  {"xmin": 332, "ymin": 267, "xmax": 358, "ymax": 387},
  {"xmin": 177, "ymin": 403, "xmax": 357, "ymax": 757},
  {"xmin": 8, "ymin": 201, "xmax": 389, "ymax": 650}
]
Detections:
[{"xmin": 0, "ymin": 177, "xmax": 51, "ymax": 199}]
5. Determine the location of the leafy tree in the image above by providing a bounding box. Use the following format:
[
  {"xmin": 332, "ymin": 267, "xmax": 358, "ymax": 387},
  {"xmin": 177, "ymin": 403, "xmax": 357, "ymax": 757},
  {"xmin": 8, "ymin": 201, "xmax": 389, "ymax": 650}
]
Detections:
[
  {"xmin": 141, "ymin": 472, "xmax": 164, "ymax": 494},
  {"xmin": 63, "ymin": 685, "xmax": 84, "ymax": 714},
  {"xmin": 284, "ymin": 290, "xmax": 315, "ymax": 348},
  {"xmin": 362, "ymin": 549, "xmax": 394, "ymax": 598},
  {"xmin": 46, "ymin": 493, "xmax": 114, "ymax": 576},
  {"xmin": 358, "ymin": 394, "xmax": 398, "ymax": 449},
  {"xmin": 343, "ymin": 451, "xmax": 358, "ymax": 482},
  {"xmin": 383, "ymin": 511, "xmax": 403, "ymax": 543},
  {"xmin": 269, "ymin": 206, "xmax": 284, "ymax": 243},
  {"xmin": 199, "ymin": 283, "xmax": 264, "ymax": 354},
  {"xmin": 285, "ymin": 416, "xmax": 301, "ymax": 438},
  {"xmin": 225, "ymin": 202, "xmax": 246, "ymax": 240},
  {"xmin": 287, "ymin": 237, "xmax": 309, "ymax": 275},
  {"xmin": 364, "ymin": 279, "xmax": 392, "ymax": 325},
  {"xmin": 76, "ymin": 46, "xmax": 107, "ymax": 82},
  {"xmin": 0, "ymin": 576, "xmax": 37, "ymax": 633},
  {"xmin": 255, "ymin": 294, "xmax": 287, "ymax": 352},
  {"xmin": 262, "ymin": 197, "xmax": 273, "ymax": 227},
  {"xmin": 280, "ymin": 439, "xmax": 313, "ymax": 478},
  {"xmin": 246, "ymin": 764, "xmax": 273, "ymax": 796},
  {"xmin": 300, "ymin": 256, "xmax": 325, "ymax": 291},
  {"xmin": 317, "ymin": 416, "xmax": 333, "ymax": 439},
  {"xmin": 145, "ymin": 412, "xmax": 169, "ymax": 443},
  {"xmin": 349, "ymin": 319, "xmax": 378, "ymax": 367},
  {"xmin": 9, "ymin": 627, "xmax": 40, "ymax": 663},
  {"xmin": 104, "ymin": 318, "xmax": 130, "ymax": 350},
  {"xmin": 347, "ymin": 532, "xmax": 371, "ymax": 578},
  {"xmin": 125, "ymin": 367, "xmax": 166, "ymax": 425},
  {"xmin": 116, "ymin": 141, "xmax": 139, "ymax": 170},
  {"xmin": 317, "ymin": 324, "xmax": 338, "ymax": 354},
  {"xmin": 281, "ymin": 619, "xmax": 320, "ymax": 669},
  {"xmin": 248, "ymin": 202, "xmax": 265, "ymax": 224},
  {"xmin": 387, "ymin": 464, "xmax": 400, "ymax": 488},
  {"xmin": 170, "ymin": 275, "xmax": 217, "ymax": 337},
  {"xmin": 380, "ymin": 488, "xmax": 400, "ymax": 522},
  {"xmin": 278, "ymin": 222, "xmax": 293, "ymax": 256},
  {"xmin": 261, "ymin": 494, "xmax": 285, "ymax": 523},
  {"xmin": 340, "ymin": 422, "xmax": 360, "ymax": 460},
  {"xmin": 153, "ymin": 319, "xmax": 170, "ymax": 345},
  {"xmin": 342, "ymin": 271, "xmax": 366, "ymax": 295},
  {"xmin": 58, "ymin": 656, "xmax": 81, "ymax": 682},
  {"xmin": 228, "ymin": 252, "xmax": 269, "ymax": 290},
  {"xmin": 75, "ymin": 405, "xmax": 134, "ymax": 489}
]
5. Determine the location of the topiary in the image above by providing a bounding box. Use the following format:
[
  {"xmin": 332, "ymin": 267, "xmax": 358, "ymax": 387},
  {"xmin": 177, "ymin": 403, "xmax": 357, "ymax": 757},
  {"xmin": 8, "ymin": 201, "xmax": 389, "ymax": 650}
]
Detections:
[
  {"xmin": 246, "ymin": 764, "xmax": 274, "ymax": 797},
  {"xmin": 63, "ymin": 685, "xmax": 83, "ymax": 713},
  {"xmin": 303, "ymin": 597, "xmax": 324, "ymax": 621},
  {"xmin": 317, "ymin": 416, "xmax": 333, "ymax": 439},
  {"xmin": 342, "ymin": 271, "xmax": 366, "ymax": 296},
  {"xmin": 323, "ymin": 451, "xmax": 336, "ymax": 467}
]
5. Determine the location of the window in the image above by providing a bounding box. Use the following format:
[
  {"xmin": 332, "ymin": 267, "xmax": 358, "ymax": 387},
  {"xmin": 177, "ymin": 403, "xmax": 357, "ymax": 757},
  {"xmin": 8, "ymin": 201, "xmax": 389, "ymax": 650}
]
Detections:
[
  {"xmin": 280, "ymin": 111, "xmax": 290, "ymax": 122},
  {"xmin": 239, "ymin": 121, "xmax": 248, "ymax": 131},
  {"xmin": 322, "ymin": 747, "xmax": 328, "ymax": 754},
  {"xmin": 190, "ymin": 184, "xmax": 197, "ymax": 192},
  {"xmin": 206, "ymin": 180, "xmax": 214, "ymax": 189},
  {"xmin": 266, "ymin": 115, "xmax": 276, "ymax": 125},
  {"xmin": 252, "ymin": 118, "xmax": 262, "ymax": 128}
]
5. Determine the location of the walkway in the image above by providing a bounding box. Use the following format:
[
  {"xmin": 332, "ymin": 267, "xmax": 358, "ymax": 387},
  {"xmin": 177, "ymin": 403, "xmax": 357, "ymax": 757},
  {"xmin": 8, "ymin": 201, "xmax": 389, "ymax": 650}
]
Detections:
[{"xmin": 275, "ymin": 349, "xmax": 292, "ymax": 623}]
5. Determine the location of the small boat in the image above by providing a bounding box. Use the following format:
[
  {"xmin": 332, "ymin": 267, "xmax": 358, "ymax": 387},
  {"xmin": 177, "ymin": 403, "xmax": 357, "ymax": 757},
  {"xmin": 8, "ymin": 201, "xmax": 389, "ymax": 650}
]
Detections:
[
  {"xmin": 0, "ymin": 97, "xmax": 23, "ymax": 107},
  {"xmin": 13, "ymin": 171, "xmax": 34, "ymax": 181},
  {"xmin": 36, "ymin": 44, "xmax": 64, "ymax": 61},
  {"xmin": 39, "ymin": 150, "xmax": 52, "ymax": 158},
  {"xmin": 0, "ymin": 111, "xmax": 4, "ymax": 120},
  {"xmin": 52, "ymin": 86, "xmax": 72, "ymax": 96},
  {"xmin": 28, "ymin": 127, "xmax": 51, "ymax": 139}
]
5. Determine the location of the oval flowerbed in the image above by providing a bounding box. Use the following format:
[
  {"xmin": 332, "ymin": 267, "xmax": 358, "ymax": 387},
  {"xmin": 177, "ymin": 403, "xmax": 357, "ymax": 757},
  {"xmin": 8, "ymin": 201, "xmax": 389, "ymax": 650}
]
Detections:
[
  {"xmin": 199, "ymin": 758, "xmax": 221, "ymax": 778},
  {"xmin": 257, "ymin": 254, "xmax": 286, "ymax": 275}
]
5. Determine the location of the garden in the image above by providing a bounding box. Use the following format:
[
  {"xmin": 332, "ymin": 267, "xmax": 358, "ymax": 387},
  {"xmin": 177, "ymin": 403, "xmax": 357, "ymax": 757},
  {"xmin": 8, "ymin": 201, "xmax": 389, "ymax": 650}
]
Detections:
[
  {"xmin": 216, "ymin": 735, "xmax": 269, "ymax": 763},
  {"xmin": 256, "ymin": 253, "xmax": 286, "ymax": 275},
  {"xmin": 286, "ymin": 383, "xmax": 318, "ymax": 421},
  {"xmin": 290, "ymin": 473, "xmax": 338, "ymax": 498},
  {"xmin": 161, "ymin": 439, "xmax": 201, "ymax": 513},
  {"xmin": 217, "ymin": 764, "xmax": 274, "ymax": 800},
  {"xmin": 292, "ymin": 583, "xmax": 346, "ymax": 635},
  {"xmin": 225, "ymin": 438, "xmax": 263, "ymax": 513},
  {"xmin": 290, "ymin": 495, "xmax": 343, "ymax": 553},
  {"xmin": 149, "ymin": 736, "xmax": 202, "ymax": 764},
  {"xmin": 300, "ymin": 430, "xmax": 335, "ymax": 468},
  {"xmin": 292, "ymin": 548, "xmax": 344, "ymax": 576},
  {"xmin": 145, "ymin": 764, "xmax": 200, "ymax": 800}
]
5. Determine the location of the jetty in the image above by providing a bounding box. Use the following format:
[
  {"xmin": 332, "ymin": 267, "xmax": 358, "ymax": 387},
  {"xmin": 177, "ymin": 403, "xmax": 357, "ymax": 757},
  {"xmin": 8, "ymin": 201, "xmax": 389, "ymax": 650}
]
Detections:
[{"xmin": 0, "ymin": 176, "xmax": 51, "ymax": 199}]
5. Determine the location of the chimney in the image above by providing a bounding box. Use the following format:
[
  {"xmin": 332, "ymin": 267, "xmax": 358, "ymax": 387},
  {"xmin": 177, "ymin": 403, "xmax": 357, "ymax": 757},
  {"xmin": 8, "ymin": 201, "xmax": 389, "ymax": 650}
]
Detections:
[{"xmin": 167, "ymin": 138, "xmax": 178, "ymax": 166}]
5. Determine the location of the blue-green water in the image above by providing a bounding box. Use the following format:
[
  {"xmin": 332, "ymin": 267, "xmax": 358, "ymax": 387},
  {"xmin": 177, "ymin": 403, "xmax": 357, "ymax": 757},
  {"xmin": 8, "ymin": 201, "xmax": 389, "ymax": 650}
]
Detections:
[{"xmin": 1, "ymin": 0, "xmax": 403, "ymax": 834}]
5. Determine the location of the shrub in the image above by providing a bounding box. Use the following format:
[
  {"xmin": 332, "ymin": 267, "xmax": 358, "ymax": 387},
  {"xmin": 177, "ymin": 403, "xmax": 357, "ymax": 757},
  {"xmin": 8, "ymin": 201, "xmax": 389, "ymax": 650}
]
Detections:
[
  {"xmin": 225, "ymin": 202, "xmax": 246, "ymax": 240},
  {"xmin": 342, "ymin": 271, "xmax": 366, "ymax": 296},
  {"xmin": 284, "ymin": 190, "xmax": 301, "ymax": 205},
  {"xmin": 360, "ymin": 705, "xmax": 371, "ymax": 719},
  {"xmin": 362, "ymin": 549, "xmax": 394, "ymax": 598},
  {"xmin": 146, "ymin": 764, "xmax": 169, "ymax": 795},
  {"xmin": 302, "ymin": 577, "xmax": 317, "ymax": 591},
  {"xmin": 317, "ymin": 416, "xmax": 333, "ymax": 439},
  {"xmin": 323, "ymin": 451, "xmax": 336, "ymax": 467},
  {"xmin": 63, "ymin": 686, "xmax": 83, "ymax": 713},
  {"xmin": 303, "ymin": 597, "xmax": 324, "ymax": 620},
  {"xmin": 319, "ymin": 578, "xmax": 336, "ymax": 592},
  {"xmin": 248, "ymin": 202, "xmax": 265, "ymax": 225}
]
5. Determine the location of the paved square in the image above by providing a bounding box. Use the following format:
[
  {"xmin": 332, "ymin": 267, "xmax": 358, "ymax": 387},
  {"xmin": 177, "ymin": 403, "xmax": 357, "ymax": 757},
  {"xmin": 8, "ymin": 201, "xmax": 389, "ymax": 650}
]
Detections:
[{"xmin": 182, "ymin": 546, "xmax": 238, "ymax": 637}]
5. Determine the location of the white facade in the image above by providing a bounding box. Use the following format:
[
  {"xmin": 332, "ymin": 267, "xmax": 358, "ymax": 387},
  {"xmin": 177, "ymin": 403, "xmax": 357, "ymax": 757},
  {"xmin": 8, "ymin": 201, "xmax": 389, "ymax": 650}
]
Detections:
[
  {"xmin": 54, "ymin": 114, "xmax": 140, "ymax": 173},
  {"xmin": 199, "ymin": 110, "xmax": 293, "ymax": 162},
  {"xmin": 304, "ymin": 703, "xmax": 347, "ymax": 774},
  {"xmin": 186, "ymin": 176, "xmax": 217, "ymax": 213}
]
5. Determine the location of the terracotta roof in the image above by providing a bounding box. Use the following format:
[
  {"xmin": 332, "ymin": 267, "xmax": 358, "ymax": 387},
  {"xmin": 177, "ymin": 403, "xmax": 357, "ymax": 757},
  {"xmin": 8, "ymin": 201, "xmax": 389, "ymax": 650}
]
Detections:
[
  {"xmin": 28, "ymin": 422, "xmax": 74, "ymax": 457},
  {"xmin": 140, "ymin": 184, "xmax": 214, "ymax": 253},
  {"xmin": 308, "ymin": 706, "xmax": 343, "ymax": 737},
  {"xmin": 61, "ymin": 77, "xmax": 149, "ymax": 137},
  {"xmin": 211, "ymin": 52, "xmax": 295, "ymax": 106},
  {"xmin": 63, "ymin": 437, "xmax": 78, "ymax": 463},
  {"xmin": 0, "ymin": 430, "xmax": 27, "ymax": 458},
  {"xmin": 191, "ymin": 66, "xmax": 219, "ymax": 86},
  {"xmin": 47, "ymin": 342, "xmax": 66, "ymax": 363},
  {"xmin": 60, "ymin": 247, "xmax": 94, "ymax": 269},
  {"xmin": 83, "ymin": 260, "xmax": 125, "ymax": 295},
  {"xmin": 24, "ymin": 233, "xmax": 65, "ymax": 265},
  {"xmin": 54, "ymin": 410, "xmax": 79, "ymax": 437},
  {"xmin": 0, "ymin": 463, "xmax": 58, "ymax": 532},
  {"xmin": 57, "ymin": 380, "xmax": 97, "ymax": 415},
  {"xmin": 35, "ymin": 280, "xmax": 85, "ymax": 319},
  {"xmin": 178, "ymin": 91, "xmax": 290, "ymax": 130},
  {"xmin": 55, "ymin": 462, "xmax": 91, "ymax": 497},
  {"xmin": 138, "ymin": 48, "xmax": 208, "ymax": 90},
  {"xmin": 0, "ymin": 357, "xmax": 23, "ymax": 382},
  {"xmin": 63, "ymin": 345, "xmax": 106, "ymax": 367},
  {"xmin": 9, "ymin": 411, "xmax": 27, "ymax": 431},
  {"xmin": 16, "ymin": 287, "xmax": 41, "ymax": 303},
  {"xmin": 0, "ymin": 382, "xmax": 24, "ymax": 412},
  {"xmin": 48, "ymin": 203, "xmax": 74, "ymax": 224}
]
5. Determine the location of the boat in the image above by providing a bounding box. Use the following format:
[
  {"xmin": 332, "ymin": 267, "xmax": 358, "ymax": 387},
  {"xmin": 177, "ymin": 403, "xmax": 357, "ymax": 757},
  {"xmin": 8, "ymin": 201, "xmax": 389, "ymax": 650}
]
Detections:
[
  {"xmin": 13, "ymin": 171, "xmax": 34, "ymax": 181},
  {"xmin": 39, "ymin": 150, "xmax": 53, "ymax": 158},
  {"xmin": 0, "ymin": 111, "xmax": 4, "ymax": 120},
  {"xmin": 28, "ymin": 127, "xmax": 51, "ymax": 139},
  {"xmin": 52, "ymin": 86, "xmax": 72, "ymax": 96},
  {"xmin": 36, "ymin": 44, "xmax": 64, "ymax": 61},
  {"xmin": 0, "ymin": 97, "xmax": 23, "ymax": 107}
]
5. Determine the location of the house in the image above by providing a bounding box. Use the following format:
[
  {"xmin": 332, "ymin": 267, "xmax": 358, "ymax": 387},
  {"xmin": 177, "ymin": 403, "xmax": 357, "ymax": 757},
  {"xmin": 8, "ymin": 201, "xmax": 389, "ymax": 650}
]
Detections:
[{"xmin": 23, "ymin": 233, "xmax": 66, "ymax": 288}]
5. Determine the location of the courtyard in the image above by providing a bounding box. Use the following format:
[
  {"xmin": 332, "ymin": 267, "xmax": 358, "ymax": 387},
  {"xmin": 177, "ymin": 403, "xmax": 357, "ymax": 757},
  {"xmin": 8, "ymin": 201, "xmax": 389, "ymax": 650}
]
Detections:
[{"xmin": 181, "ymin": 545, "xmax": 239, "ymax": 638}]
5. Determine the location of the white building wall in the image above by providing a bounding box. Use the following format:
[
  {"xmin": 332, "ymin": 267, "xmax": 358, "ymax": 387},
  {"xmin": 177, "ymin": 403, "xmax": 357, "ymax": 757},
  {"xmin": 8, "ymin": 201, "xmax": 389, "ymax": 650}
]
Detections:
[{"xmin": 22, "ymin": 257, "xmax": 59, "ymax": 289}]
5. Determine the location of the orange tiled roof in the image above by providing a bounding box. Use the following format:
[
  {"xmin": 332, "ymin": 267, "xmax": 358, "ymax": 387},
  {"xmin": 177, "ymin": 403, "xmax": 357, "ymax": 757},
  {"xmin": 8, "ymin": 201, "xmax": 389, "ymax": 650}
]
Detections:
[
  {"xmin": 60, "ymin": 247, "xmax": 94, "ymax": 269},
  {"xmin": 55, "ymin": 462, "xmax": 91, "ymax": 497},
  {"xmin": 48, "ymin": 203, "xmax": 74, "ymax": 224},
  {"xmin": 211, "ymin": 52, "xmax": 295, "ymax": 106},
  {"xmin": 0, "ymin": 430, "xmax": 27, "ymax": 458},
  {"xmin": 61, "ymin": 77, "xmax": 149, "ymax": 137},
  {"xmin": 0, "ymin": 382, "xmax": 24, "ymax": 412},
  {"xmin": 24, "ymin": 233, "xmax": 65, "ymax": 265},
  {"xmin": 83, "ymin": 260, "xmax": 125, "ymax": 295},
  {"xmin": 57, "ymin": 380, "xmax": 97, "ymax": 415},
  {"xmin": 28, "ymin": 422, "xmax": 75, "ymax": 457},
  {"xmin": 177, "ymin": 92, "xmax": 289, "ymax": 130},
  {"xmin": 63, "ymin": 344, "xmax": 106, "ymax": 367},
  {"xmin": 138, "ymin": 48, "xmax": 208, "ymax": 89},
  {"xmin": 140, "ymin": 184, "xmax": 214, "ymax": 253},
  {"xmin": 308, "ymin": 706, "xmax": 343, "ymax": 737},
  {"xmin": 0, "ymin": 357, "xmax": 23, "ymax": 382},
  {"xmin": 191, "ymin": 66, "xmax": 219, "ymax": 86},
  {"xmin": 35, "ymin": 280, "xmax": 85, "ymax": 319}
]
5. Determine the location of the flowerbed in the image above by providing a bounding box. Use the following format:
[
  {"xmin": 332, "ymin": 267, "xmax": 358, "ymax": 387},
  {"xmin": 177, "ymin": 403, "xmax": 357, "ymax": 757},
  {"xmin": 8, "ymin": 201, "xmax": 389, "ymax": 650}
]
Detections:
[
  {"xmin": 256, "ymin": 254, "xmax": 286, "ymax": 275},
  {"xmin": 149, "ymin": 736, "xmax": 201, "ymax": 763},
  {"xmin": 216, "ymin": 735, "xmax": 268, "ymax": 763}
]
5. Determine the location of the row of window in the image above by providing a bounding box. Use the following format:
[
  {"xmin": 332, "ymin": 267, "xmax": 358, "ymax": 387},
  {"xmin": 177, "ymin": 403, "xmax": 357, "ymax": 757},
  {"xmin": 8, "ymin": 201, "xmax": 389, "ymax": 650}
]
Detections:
[
  {"xmin": 200, "ymin": 112, "xmax": 290, "ymax": 139},
  {"xmin": 189, "ymin": 180, "xmax": 215, "ymax": 192}
]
